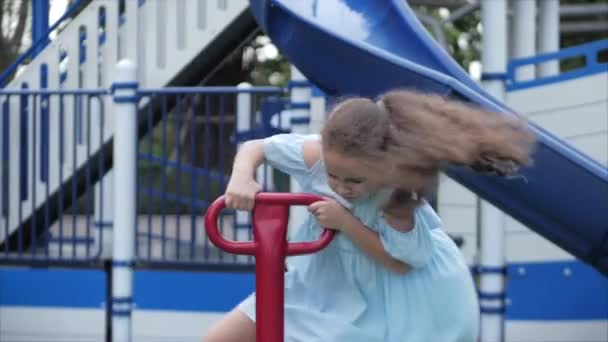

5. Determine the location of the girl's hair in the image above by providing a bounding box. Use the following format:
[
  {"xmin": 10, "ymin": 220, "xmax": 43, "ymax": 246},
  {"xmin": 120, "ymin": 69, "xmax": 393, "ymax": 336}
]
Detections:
[{"xmin": 321, "ymin": 89, "xmax": 535, "ymax": 212}]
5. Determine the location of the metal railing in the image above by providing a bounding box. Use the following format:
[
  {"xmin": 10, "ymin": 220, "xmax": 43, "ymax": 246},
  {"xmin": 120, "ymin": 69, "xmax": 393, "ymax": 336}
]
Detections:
[
  {"xmin": 0, "ymin": 84, "xmax": 302, "ymax": 269},
  {"xmin": 0, "ymin": 88, "xmax": 109, "ymax": 266},
  {"xmin": 134, "ymin": 86, "xmax": 289, "ymax": 269},
  {"xmin": 506, "ymin": 39, "xmax": 608, "ymax": 90}
]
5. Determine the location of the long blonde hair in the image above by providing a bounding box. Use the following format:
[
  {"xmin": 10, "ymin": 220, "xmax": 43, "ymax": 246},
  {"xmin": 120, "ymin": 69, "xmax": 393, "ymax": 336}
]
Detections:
[{"xmin": 321, "ymin": 89, "xmax": 535, "ymax": 213}]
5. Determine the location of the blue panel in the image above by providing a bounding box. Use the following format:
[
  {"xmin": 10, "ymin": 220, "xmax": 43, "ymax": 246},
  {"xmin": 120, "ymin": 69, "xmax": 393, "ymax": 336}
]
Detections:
[
  {"xmin": 134, "ymin": 271, "xmax": 254, "ymax": 312},
  {"xmin": 0, "ymin": 269, "xmax": 105, "ymax": 308},
  {"xmin": 0, "ymin": 268, "xmax": 254, "ymax": 312},
  {"xmin": 506, "ymin": 261, "xmax": 608, "ymax": 320},
  {"xmin": 249, "ymin": 0, "xmax": 608, "ymax": 275}
]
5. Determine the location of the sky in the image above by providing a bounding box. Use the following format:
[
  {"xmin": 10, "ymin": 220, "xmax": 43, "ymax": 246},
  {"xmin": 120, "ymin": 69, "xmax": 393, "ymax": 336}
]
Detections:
[{"xmin": 49, "ymin": 0, "xmax": 69, "ymax": 25}]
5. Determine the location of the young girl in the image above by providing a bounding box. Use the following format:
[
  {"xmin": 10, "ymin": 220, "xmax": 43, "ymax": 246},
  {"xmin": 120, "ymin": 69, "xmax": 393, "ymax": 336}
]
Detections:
[{"xmin": 204, "ymin": 89, "xmax": 534, "ymax": 342}]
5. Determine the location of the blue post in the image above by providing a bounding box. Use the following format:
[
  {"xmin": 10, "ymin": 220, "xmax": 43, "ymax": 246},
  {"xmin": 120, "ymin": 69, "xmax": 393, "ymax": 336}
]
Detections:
[{"xmin": 32, "ymin": 0, "xmax": 50, "ymax": 57}]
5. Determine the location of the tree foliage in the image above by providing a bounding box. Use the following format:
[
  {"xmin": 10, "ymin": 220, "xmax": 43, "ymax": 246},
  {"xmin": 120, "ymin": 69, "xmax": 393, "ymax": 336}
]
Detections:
[
  {"xmin": 0, "ymin": 0, "xmax": 30, "ymax": 78},
  {"xmin": 242, "ymin": 35, "xmax": 291, "ymax": 86}
]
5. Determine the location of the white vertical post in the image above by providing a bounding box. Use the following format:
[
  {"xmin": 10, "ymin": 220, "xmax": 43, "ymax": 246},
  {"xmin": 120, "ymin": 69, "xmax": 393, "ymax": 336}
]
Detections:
[
  {"xmin": 480, "ymin": 1, "xmax": 507, "ymax": 341},
  {"xmin": 511, "ymin": 0, "xmax": 537, "ymax": 80},
  {"xmin": 289, "ymin": 67, "xmax": 311, "ymax": 134},
  {"xmin": 94, "ymin": 170, "xmax": 114, "ymax": 259},
  {"xmin": 234, "ymin": 82, "xmax": 251, "ymax": 240},
  {"xmin": 538, "ymin": 0, "xmax": 560, "ymax": 77},
  {"xmin": 123, "ymin": 0, "xmax": 139, "ymax": 78},
  {"xmin": 288, "ymin": 66, "xmax": 311, "ymax": 237},
  {"xmin": 112, "ymin": 59, "xmax": 138, "ymax": 342},
  {"xmin": 235, "ymin": 83, "xmax": 256, "ymax": 260},
  {"xmin": 309, "ymin": 87, "xmax": 327, "ymax": 134},
  {"xmin": 238, "ymin": 84, "xmax": 274, "ymax": 192}
]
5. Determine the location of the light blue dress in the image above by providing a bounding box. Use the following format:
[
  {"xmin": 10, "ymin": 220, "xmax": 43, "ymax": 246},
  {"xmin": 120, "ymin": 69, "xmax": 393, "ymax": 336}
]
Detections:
[{"xmin": 238, "ymin": 134, "xmax": 479, "ymax": 342}]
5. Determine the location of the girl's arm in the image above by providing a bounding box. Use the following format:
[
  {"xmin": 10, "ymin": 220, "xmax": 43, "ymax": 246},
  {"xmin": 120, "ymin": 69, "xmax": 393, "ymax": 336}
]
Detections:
[
  {"xmin": 227, "ymin": 134, "xmax": 316, "ymax": 210},
  {"xmin": 341, "ymin": 214, "xmax": 412, "ymax": 274},
  {"xmin": 303, "ymin": 141, "xmax": 409, "ymax": 273},
  {"xmin": 309, "ymin": 200, "xmax": 411, "ymax": 274},
  {"xmin": 310, "ymin": 197, "xmax": 436, "ymax": 272},
  {"xmin": 374, "ymin": 190, "xmax": 436, "ymax": 269},
  {"xmin": 224, "ymin": 139, "xmax": 265, "ymax": 211},
  {"xmin": 375, "ymin": 207, "xmax": 435, "ymax": 269}
]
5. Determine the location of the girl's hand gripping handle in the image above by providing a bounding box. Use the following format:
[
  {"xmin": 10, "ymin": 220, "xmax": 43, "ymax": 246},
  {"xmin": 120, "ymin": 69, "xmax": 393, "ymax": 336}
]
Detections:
[{"xmin": 204, "ymin": 193, "xmax": 335, "ymax": 255}]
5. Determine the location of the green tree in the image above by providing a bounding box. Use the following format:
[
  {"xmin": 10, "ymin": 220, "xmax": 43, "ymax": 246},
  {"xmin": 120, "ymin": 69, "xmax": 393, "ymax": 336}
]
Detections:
[
  {"xmin": 0, "ymin": 0, "xmax": 30, "ymax": 78},
  {"xmin": 243, "ymin": 34, "xmax": 291, "ymax": 86},
  {"xmin": 416, "ymin": 5, "xmax": 481, "ymax": 72}
]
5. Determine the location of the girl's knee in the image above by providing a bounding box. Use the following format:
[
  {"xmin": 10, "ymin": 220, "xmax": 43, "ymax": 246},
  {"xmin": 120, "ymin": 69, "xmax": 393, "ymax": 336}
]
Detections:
[
  {"xmin": 203, "ymin": 309, "xmax": 255, "ymax": 342},
  {"xmin": 203, "ymin": 323, "xmax": 238, "ymax": 342},
  {"xmin": 203, "ymin": 327, "xmax": 227, "ymax": 342},
  {"xmin": 202, "ymin": 324, "xmax": 222, "ymax": 342}
]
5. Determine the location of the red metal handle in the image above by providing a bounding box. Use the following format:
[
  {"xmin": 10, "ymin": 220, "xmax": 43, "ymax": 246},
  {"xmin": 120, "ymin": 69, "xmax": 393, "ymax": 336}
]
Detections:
[
  {"xmin": 256, "ymin": 193, "xmax": 336, "ymax": 255},
  {"xmin": 205, "ymin": 192, "xmax": 337, "ymax": 342},
  {"xmin": 204, "ymin": 193, "xmax": 336, "ymax": 255},
  {"xmin": 204, "ymin": 196, "xmax": 257, "ymax": 255}
]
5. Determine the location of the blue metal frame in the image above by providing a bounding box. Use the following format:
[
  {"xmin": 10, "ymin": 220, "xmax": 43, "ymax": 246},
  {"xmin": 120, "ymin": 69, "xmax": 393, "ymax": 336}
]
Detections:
[
  {"xmin": 506, "ymin": 39, "xmax": 608, "ymax": 91},
  {"xmin": 31, "ymin": 0, "xmax": 50, "ymax": 57}
]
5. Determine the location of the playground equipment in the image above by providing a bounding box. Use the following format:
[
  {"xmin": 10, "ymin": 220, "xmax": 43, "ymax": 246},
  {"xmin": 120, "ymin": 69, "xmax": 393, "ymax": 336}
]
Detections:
[
  {"xmin": 205, "ymin": 192, "xmax": 335, "ymax": 342},
  {"xmin": 248, "ymin": 0, "xmax": 608, "ymax": 276},
  {"xmin": 1, "ymin": 0, "xmax": 606, "ymax": 341}
]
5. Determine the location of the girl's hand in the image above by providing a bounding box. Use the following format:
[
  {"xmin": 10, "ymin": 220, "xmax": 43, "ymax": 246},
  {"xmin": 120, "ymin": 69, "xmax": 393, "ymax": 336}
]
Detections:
[
  {"xmin": 224, "ymin": 177, "xmax": 262, "ymax": 211},
  {"xmin": 308, "ymin": 198, "xmax": 353, "ymax": 231}
]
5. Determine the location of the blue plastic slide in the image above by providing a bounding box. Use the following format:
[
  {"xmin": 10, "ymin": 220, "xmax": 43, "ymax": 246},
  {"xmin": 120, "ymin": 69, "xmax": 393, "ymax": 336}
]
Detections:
[{"xmin": 248, "ymin": 0, "xmax": 608, "ymax": 275}]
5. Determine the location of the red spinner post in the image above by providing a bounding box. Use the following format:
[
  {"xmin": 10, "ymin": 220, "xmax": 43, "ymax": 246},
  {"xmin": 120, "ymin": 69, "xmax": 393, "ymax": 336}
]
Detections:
[{"xmin": 205, "ymin": 193, "xmax": 335, "ymax": 342}]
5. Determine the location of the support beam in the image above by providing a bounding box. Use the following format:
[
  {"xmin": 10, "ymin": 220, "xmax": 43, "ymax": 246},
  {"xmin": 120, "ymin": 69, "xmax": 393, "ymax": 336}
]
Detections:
[{"xmin": 538, "ymin": 0, "xmax": 560, "ymax": 77}]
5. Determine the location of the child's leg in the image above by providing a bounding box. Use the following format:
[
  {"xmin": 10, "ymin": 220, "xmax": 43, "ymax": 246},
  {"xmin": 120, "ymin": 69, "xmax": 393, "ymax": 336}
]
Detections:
[{"xmin": 204, "ymin": 308, "xmax": 256, "ymax": 342}]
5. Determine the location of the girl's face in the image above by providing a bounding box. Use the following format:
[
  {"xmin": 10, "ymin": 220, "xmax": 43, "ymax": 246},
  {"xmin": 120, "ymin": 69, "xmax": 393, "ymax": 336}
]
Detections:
[{"xmin": 323, "ymin": 149, "xmax": 384, "ymax": 202}]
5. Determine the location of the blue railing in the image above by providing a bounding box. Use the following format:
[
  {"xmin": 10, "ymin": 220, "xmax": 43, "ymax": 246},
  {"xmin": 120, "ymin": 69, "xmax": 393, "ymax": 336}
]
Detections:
[
  {"xmin": 134, "ymin": 87, "xmax": 287, "ymax": 268},
  {"xmin": 0, "ymin": 88, "xmax": 108, "ymax": 266},
  {"xmin": 0, "ymin": 86, "xmax": 295, "ymax": 269},
  {"xmin": 506, "ymin": 39, "xmax": 608, "ymax": 91}
]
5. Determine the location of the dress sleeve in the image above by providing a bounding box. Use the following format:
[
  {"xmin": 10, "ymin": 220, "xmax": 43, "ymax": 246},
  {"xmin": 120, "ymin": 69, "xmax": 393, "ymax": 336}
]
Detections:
[
  {"xmin": 263, "ymin": 133, "xmax": 315, "ymax": 186},
  {"xmin": 375, "ymin": 201, "xmax": 440, "ymax": 268}
]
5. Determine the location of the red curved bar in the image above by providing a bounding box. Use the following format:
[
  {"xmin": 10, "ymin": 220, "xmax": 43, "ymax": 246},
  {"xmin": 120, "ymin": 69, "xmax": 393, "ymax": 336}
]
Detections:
[
  {"xmin": 204, "ymin": 193, "xmax": 336, "ymax": 256},
  {"xmin": 286, "ymin": 229, "xmax": 335, "ymax": 255},
  {"xmin": 204, "ymin": 196, "xmax": 256, "ymax": 255}
]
